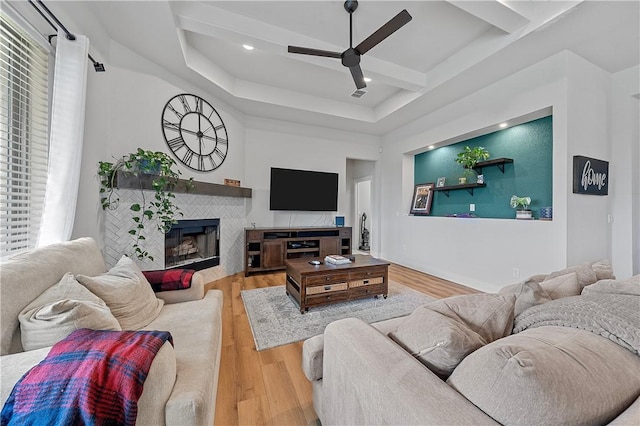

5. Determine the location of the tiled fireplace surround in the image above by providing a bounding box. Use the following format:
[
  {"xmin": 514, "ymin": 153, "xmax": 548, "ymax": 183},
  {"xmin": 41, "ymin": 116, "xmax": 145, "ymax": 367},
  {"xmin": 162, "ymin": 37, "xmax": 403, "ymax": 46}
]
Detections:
[{"xmin": 104, "ymin": 189, "xmax": 246, "ymax": 282}]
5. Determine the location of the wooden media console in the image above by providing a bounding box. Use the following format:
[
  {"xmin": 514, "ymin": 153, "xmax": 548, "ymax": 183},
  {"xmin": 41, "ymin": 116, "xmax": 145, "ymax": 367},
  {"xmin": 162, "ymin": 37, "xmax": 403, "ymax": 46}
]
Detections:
[{"xmin": 244, "ymin": 226, "xmax": 352, "ymax": 276}]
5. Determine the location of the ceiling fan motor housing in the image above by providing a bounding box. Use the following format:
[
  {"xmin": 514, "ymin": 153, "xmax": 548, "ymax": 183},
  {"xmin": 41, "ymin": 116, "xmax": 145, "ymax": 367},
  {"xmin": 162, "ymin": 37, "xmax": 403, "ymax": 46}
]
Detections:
[{"xmin": 341, "ymin": 48, "xmax": 361, "ymax": 67}]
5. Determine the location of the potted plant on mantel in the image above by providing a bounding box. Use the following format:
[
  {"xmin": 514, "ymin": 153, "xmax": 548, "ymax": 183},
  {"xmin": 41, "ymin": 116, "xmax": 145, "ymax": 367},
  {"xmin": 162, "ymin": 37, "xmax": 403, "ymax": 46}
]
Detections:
[
  {"xmin": 510, "ymin": 195, "xmax": 532, "ymax": 220},
  {"xmin": 455, "ymin": 146, "xmax": 490, "ymax": 184},
  {"xmin": 98, "ymin": 148, "xmax": 193, "ymax": 261}
]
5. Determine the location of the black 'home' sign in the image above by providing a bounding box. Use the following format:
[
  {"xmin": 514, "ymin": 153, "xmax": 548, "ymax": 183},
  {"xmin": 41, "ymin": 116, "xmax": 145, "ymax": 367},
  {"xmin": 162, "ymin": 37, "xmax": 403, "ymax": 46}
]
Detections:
[{"xmin": 573, "ymin": 156, "xmax": 609, "ymax": 195}]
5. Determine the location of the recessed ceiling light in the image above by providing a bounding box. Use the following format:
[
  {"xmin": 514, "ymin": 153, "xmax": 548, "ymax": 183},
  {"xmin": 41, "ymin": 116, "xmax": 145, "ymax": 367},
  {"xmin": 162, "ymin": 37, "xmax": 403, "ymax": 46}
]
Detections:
[
  {"xmin": 499, "ymin": 123, "xmax": 508, "ymax": 128},
  {"xmin": 242, "ymin": 44, "xmax": 254, "ymax": 51},
  {"xmin": 364, "ymin": 77, "xmax": 372, "ymax": 83},
  {"xmin": 428, "ymin": 145, "xmax": 435, "ymax": 150}
]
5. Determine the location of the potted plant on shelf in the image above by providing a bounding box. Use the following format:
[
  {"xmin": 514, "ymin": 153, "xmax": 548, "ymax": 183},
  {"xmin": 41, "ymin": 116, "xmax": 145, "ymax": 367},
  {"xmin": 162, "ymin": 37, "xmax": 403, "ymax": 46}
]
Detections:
[
  {"xmin": 510, "ymin": 195, "xmax": 532, "ymax": 219},
  {"xmin": 98, "ymin": 148, "xmax": 193, "ymax": 261},
  {"xmin": 455, "ymin": 146, "xmax": 489, "ymax": 184}
]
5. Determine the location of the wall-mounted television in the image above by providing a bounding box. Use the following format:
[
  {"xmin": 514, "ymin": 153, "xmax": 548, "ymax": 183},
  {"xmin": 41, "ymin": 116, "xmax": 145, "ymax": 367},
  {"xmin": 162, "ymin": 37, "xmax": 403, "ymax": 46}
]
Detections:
[{"xmin": 269, "ymin": 167, "xmax": 338, "ymax": 211}]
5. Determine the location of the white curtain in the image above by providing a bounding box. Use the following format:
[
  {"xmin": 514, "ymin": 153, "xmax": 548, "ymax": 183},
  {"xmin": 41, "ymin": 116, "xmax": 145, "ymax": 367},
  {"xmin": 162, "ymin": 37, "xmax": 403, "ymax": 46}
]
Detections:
[{"xmin": 37, "ymin": 30, "xmax": 89, "ymax": 247}]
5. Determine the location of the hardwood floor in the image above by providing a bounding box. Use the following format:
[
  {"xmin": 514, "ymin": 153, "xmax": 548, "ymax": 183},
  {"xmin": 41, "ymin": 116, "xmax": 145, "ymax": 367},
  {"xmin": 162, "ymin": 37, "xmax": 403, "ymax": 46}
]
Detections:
[{"xmin": 207, "ymin": 261, "xmax": 479, "ymax": 426}]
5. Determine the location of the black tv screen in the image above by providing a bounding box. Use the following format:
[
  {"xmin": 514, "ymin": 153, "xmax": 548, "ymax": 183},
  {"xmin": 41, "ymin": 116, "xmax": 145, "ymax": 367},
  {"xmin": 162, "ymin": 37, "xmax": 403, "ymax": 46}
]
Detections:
[{"xmin": 270, "ymin": 167, "xmax": 338, "ymax": 211}]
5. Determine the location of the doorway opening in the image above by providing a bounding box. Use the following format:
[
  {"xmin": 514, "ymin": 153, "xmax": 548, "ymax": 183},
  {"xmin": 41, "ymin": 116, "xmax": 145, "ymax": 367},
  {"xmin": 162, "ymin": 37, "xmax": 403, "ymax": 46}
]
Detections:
[{"xmin": 355, "ymin": 179, "xmax": 371, "ymax": 253}]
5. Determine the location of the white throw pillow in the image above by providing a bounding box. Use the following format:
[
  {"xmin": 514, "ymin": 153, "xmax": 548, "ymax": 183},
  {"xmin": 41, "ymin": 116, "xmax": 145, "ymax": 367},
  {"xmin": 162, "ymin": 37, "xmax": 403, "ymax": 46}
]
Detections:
[
  {"xmin": 76, "ymin": 256, "xmax": 164, "ymax": 330},
  {"xmin": 546, "ymin": 263, "xmax": 597, "ymax": 290},
  {"xmin": 590, "ymin": 259, "xmax": 616, "ymax": 280},
  {"xmin": 500, "ymin": 279, "xmax": 552, "ymax": 317},
  {"xmin": 540, "ymin": 272, "xmax": 580, "ymax": 299},
  {"xmin": 389, "ymin": 293, "xmax": 516, "ymax": 379},
  {"xmin": 19, "ymin": 273, "xmax": 121, "ymax": 351}
]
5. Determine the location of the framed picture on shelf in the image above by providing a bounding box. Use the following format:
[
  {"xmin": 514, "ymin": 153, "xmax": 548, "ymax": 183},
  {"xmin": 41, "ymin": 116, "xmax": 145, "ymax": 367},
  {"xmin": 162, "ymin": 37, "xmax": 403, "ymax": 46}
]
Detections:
[
  {"xmin": 436, "ymin": 177, "xmax": 446, "ymax": 187},
  {"xmin": 410, "ymin": 183, "xmax": 435, "ymax": 215}
]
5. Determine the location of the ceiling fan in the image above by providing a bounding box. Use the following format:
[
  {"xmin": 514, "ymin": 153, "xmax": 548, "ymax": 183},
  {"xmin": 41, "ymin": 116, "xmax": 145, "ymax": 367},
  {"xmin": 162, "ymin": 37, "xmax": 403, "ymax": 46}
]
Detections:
[{"xmin": 288, "ymin": 1, "xmax": 412, "ymax": 91}]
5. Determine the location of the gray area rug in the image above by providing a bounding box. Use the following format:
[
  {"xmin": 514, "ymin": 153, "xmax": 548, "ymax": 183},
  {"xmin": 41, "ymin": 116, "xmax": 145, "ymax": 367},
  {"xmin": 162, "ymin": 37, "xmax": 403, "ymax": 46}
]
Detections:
[{"xmin": 241, "ymin": 281, "xmax": 434, "ymax": 351}]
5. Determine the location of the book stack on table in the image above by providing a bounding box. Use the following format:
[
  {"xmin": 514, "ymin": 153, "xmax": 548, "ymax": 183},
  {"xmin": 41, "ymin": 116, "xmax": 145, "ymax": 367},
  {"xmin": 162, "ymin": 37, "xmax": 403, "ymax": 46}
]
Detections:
[{"xmin": 324, "ymin": 254, "xmax": 352, "ymax": 265}]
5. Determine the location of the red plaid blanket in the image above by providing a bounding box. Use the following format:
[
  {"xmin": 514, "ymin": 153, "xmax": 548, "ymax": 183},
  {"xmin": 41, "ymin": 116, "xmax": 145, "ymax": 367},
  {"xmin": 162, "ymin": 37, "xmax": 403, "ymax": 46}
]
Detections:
[
  {"xmin": 1, "ymin": 329, "xmax": 173, "ymax": 426},
  {"xmin": 143, "ymin": 268, "xmax": 195, "ymax": 292}
]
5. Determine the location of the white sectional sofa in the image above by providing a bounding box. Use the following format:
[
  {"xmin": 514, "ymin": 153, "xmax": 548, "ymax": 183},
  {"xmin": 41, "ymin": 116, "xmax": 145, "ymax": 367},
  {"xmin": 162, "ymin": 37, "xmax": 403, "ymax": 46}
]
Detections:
[
  {"xmin": 0, "ymin": 237, "xmax": 223, "ymax": 425},
  {"xmin": 303, "ymin": 262, "xmax": 640, "ymax": 425}
]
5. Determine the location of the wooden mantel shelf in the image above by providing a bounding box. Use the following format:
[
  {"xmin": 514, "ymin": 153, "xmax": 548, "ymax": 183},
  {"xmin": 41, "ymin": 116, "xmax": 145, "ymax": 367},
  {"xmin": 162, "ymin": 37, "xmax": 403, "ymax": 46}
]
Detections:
[{"xmin": 114, "ymin": 171, "xmax": 252, "ymax": 198}]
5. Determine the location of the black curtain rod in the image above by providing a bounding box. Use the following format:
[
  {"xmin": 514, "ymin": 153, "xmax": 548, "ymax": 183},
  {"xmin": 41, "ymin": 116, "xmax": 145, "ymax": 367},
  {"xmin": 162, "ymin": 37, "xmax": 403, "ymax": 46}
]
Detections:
[{"xmin": 28, "ymin": 0, "xmax": 105, "ymax": 72}]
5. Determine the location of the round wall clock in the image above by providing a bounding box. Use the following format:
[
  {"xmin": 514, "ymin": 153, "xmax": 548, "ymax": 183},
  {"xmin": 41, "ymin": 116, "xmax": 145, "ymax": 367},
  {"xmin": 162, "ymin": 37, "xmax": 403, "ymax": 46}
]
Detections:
[{"xmin": 161, "ymin": 93, "xmax": 228, "ymax": 172}]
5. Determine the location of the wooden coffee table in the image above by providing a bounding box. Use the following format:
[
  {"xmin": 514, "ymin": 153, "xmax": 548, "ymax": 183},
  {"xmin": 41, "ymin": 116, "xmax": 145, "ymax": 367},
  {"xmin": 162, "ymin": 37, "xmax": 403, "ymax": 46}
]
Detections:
[{"xmin": 285, "ymin": 254, "xmax": 390, "ymax": 313}]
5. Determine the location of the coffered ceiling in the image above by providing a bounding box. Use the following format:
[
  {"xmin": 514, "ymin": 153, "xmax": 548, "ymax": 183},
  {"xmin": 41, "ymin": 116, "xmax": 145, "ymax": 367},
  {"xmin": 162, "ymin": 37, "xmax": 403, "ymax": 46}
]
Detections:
[{"xmin": 10, "ymin": 1, "xmax": 640, "ymax": 135}]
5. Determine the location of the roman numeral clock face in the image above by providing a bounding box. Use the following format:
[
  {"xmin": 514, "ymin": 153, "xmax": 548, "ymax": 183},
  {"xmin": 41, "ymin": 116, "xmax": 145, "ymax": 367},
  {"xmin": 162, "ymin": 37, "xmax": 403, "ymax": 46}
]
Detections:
[{"xmin": 161, "ymin": 94, "xmax": 228, "ymax": 172}]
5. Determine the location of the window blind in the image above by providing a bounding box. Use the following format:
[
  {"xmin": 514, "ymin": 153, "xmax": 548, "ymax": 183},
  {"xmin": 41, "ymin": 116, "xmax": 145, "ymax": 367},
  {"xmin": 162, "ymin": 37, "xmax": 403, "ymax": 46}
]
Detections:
[{"xmin": 0, "ymin": 12, "xmax": 50, "ymax": 258}]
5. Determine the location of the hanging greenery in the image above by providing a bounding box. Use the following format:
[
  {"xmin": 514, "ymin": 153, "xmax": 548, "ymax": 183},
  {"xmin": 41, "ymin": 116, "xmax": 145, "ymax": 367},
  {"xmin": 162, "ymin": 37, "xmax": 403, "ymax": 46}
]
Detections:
[{"xmin": 98, "ymin": 149, "xmax": 193, "ymax": 261}]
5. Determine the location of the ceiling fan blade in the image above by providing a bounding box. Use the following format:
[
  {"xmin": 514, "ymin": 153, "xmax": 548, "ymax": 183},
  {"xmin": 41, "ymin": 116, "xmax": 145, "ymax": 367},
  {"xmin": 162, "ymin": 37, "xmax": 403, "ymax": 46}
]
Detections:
[
  {"xmin": 355, "ymin": 9, "xmax": 412, "ymax": 55},
  {"xmin": 349, "ymin": 64, "xmax": 366, "ymax": 89},
  {"xmin": 288, "ymin": 45, "xmax": 342, "ymax": 58}
]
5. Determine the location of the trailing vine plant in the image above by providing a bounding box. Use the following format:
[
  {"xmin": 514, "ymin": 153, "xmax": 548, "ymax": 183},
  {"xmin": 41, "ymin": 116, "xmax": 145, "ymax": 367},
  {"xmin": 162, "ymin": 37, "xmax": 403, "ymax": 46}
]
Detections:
[{"xmin": 98, "ymin": 148, "xmax": 193, "ymax": 261}]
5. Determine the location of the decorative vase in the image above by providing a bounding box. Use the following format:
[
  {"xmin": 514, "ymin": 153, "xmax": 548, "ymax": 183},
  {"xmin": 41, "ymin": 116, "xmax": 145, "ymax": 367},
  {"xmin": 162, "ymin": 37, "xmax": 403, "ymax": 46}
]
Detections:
[
  {"xmin": 516, "ymin": 209, "xmax": 532, "ymax": 220},
  {"xmin": 539, "ymin": 206, "xmax": 553, "ymax": 220}
]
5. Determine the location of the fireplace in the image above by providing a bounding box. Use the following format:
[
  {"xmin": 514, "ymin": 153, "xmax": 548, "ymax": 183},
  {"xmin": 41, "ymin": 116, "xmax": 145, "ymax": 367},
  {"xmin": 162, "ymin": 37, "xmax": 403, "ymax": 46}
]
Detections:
[{"xmin": 165, "ymin": 219, "xmax": 220, "ymax": 270}]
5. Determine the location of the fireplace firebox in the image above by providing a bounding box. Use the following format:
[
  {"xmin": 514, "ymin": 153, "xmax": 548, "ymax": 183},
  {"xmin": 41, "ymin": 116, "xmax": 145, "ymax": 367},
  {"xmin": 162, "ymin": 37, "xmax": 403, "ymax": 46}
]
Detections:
[{"xmin": 165, "ymin": 219, "xmax": 220, "ymax": 270}]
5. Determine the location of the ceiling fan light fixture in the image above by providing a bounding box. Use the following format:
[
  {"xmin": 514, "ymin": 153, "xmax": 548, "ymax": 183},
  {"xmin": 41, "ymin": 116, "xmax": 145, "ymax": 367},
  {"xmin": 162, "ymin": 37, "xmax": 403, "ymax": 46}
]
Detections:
[{"xmin": 351, "ymin": 88, "xmax": 367, "ymax": 98}]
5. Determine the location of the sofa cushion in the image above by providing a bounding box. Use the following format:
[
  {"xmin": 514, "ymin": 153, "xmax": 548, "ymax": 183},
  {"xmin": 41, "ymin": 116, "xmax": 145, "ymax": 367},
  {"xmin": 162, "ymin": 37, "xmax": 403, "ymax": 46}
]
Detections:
[
  {"xmin": 389, "ymin": 293, "xmax": 515, "ymax": 379},
  {"xmin": 19, "ymin": 273, "xmax": 121, "ymax": 351},
  {"xmin": 540, "ymin": 272, "xmax": 580, "ymax": 299},
  {"xmin": 77, "ymin": 256, "xmax": 164, "ymax": 330},
  {"xmin": 447, "ymin": 326, "xmax": 640, "ymax": 425},
  {"xmin": 500, "ymin": 279, "xmax": 552, "ymax": 316},
  {"xmin": 547, "ymin": 263, "xmax": 597, "ymax": 290},
  {"xmin": 0, "ymin": 346, "xmax": 51, "ymax": 407},
  {"xmin": 1, "ymin": 237, "xmax": 107, "ymax": 355},
  {"xmin": 590, "ymin": 259, "xmax": 616, "ymax": 280},
  {"xmin": 582, "ymin": 275, "xmax": 640, "ymax": 296}
]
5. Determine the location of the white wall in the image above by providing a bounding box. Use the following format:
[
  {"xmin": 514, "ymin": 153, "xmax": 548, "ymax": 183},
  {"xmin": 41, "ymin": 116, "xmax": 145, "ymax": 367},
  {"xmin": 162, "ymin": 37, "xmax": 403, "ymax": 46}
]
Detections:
[
  {"xmin": 611, "ymin": 65, "xmax": 640, "ymax": 277},
  {"xmin": 72, "ymin": 41, "xmax": 247, "ymax": 253},
  {"xmin": 379, "ymin": 51, "xmax": 621, "ymax": 293},
  {"xmin": 565, "ymin": 53, "xmax": 612, "ymax": 265},
  {"xmin": 243, "ymin": 117, "xmax": 381, "ymax": 235}
]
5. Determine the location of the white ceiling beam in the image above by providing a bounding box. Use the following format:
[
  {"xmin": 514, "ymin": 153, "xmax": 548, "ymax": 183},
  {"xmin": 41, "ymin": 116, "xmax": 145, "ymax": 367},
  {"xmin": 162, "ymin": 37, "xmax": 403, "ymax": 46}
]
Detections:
[{"xmin": 447, "ymin": 0, "xmax": 529, "ymax": 33}]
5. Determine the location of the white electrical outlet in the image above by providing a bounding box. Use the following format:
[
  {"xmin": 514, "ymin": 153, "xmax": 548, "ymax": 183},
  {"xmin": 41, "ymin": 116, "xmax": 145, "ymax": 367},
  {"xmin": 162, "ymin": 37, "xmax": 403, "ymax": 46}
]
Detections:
[
  {"xmin": 513, "ymin": 268, "xmax": 520, "ymax": 278},
  {"xmin": 469, "ymin": 204, "xmax": 475, "ymax": 212}
]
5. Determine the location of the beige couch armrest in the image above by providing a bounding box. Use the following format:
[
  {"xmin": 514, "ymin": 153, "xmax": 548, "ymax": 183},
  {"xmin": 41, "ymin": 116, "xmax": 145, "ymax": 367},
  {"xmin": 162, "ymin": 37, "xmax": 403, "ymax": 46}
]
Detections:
[
  {"xmin": 302, "ymin": 316, "xmax": 407, "ymax": 382},
  {"xmin": 154, "ymin": 271, "xmax": 206, "ymax": 304},
  {"xmin": 302, "ymin": 334, "xmax": 325, "ymax": 381},
  {"xmin": 137, "ymin": 341, "xmax": 177, "ymax": 425},
  {"xmin": 321, "ymin": 318, "xmax": 499, "ymax": 425}
]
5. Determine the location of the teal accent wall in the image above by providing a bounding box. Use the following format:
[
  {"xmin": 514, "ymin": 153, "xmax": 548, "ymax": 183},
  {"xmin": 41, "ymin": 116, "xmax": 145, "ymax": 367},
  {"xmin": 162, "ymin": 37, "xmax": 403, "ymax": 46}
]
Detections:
[{"xmin": 414, "ymin": 116, "xmax": 553, "ymax": 219}]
